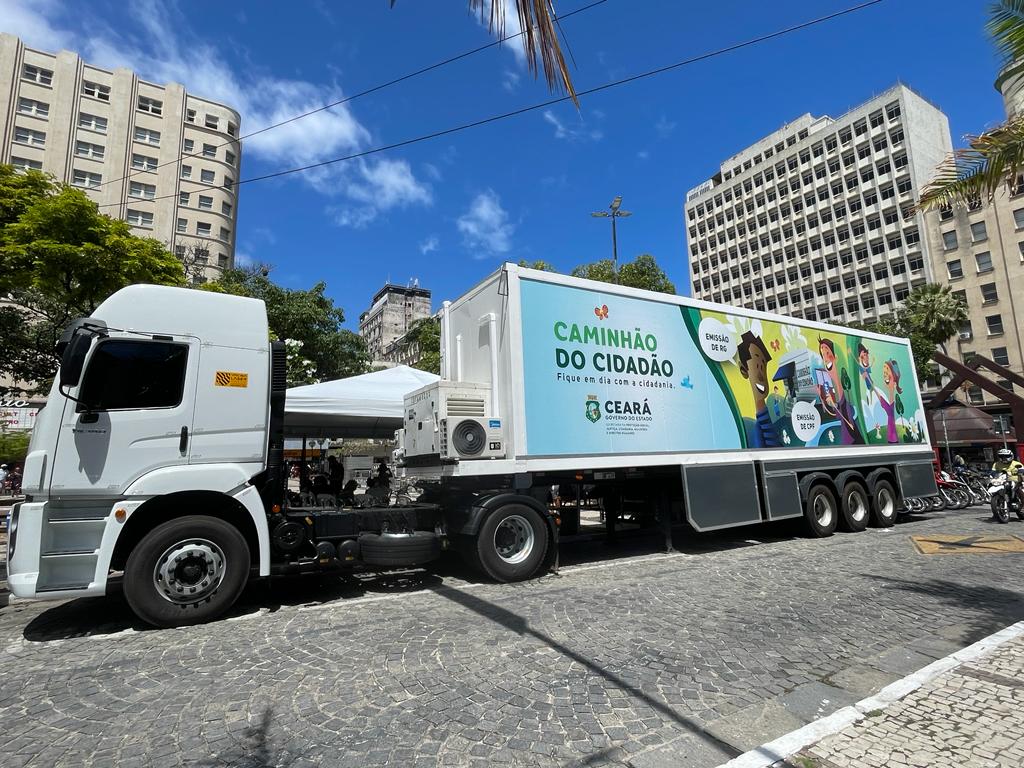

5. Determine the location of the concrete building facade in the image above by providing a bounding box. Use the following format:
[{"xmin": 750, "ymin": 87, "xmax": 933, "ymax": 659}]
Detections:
[
  {"xmin": 359, "ymin": 282, "xmax": 432, "ymax": 363},
  {"xmin": 0, "ymin": 33, "xmax": 241, "ymax": 282},
  {"xmin": 685, "ymin": 85, "xmax": 952, "ymax": 326}
]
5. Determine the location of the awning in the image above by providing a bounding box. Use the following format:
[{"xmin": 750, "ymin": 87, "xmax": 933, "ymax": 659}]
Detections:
[{"xmin": 284, "ymin": 365, "xmax": 439, "ymax": 439}]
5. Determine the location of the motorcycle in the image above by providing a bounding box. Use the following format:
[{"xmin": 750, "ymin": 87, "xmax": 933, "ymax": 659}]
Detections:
[
  {"xmin": 989, "ymin": 467, "xmax": 1024, "ymax": 524},
  {"xmin": 936, "ymin": 470, "xmax": 973, "ymax": 510}
]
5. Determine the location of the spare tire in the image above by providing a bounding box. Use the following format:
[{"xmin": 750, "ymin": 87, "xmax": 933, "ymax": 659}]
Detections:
[{"xmin": 359, "ymin": 532, "xmax": 440, "ymax": 567}]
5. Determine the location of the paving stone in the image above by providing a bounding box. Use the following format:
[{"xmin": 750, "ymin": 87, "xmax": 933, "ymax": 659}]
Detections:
[
  {"xmin": 778, "ymin": 681, "xmax": 859, "ymax": 722},
  {"xmin": 706, "ymin": 699, "xmax": 808, "ymax": 753},
  {"xmin": 868, "ymin": 647, "xmax": 936, "ymax": 677},
  {"xmin": 827, "ymin": 664, "xmax": 902, "ymax": 698}
]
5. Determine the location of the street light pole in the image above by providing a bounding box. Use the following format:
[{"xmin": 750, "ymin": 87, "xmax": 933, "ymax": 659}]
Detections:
[{"xmin": 591, "ymin": 195, "xmax": 632, "ymax": 284}]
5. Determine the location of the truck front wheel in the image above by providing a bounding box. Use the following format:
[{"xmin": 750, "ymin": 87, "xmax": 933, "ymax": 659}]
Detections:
[
  {"xmin": 123, "ymin": 515, "xmax": 250, "ymax": 628},
  {"xmin": 474, "ymin": 504, "xmax": 548, "ymax": 582}
]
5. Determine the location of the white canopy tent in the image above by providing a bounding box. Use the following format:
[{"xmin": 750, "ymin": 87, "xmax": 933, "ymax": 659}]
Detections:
[{"xmin": 284, "ymin": 365, "xmax": 439, "ymax": 439}]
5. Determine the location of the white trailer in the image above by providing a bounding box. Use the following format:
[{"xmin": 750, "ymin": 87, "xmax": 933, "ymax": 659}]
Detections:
[{"xmin": 6, "ymin": 265, "xmax": 936, "ymax": 626}]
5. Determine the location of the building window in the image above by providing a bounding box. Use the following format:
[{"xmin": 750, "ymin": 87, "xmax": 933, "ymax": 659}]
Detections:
[
  {"xmin": 947, "ymin": 259, "xmax": 963, "ymax": 279},
  {"xmin": 181, "ymin": 164, "xmax": 192, "ymax": 179},
  {"xmin": 134, "ymin": 127, "xmax": 161, "ymax": 146},
  {"xmin": 205, "ymin": 114, "xmax": 219, "ymax": 129},
  {"xmin": 202, "ymin": 143, "xmax": 217, "ymax": 158},
  {"xmin": 82, "ymin": 80, "xmax": 111, "ymax": 101},
  {"xmin": 993, "ymin": 347, "xmax": 1011, "ymax": 366},
  {"xmin": 942, "ymin": 231, "xmax": 958, "ymax": 250},
  {"xmin": 186, "ymin": 108, "xmax": 196, "ymax": 123},
  {"xmin": 72, "ymin": 169, "xmax": 102, "ymax": 188},
  {"xmin": 196, "ymin": 222, "xmax": 212, "ymax": 236},
  {"xmin": 22, "ymin": 63, "xmax": 53, "ymax": 85},
  {"xmin": 137, "ymin": 96, "xmax": 163, "ymax": 115},
  {"xmin": 17, "ymin": 97, "xmax": 49, "ymax": 118},
  {"xmin": 219, "ymin": 227, "xmax": 230, "ymax": 241},
  {"xmin": 75, "ymin": 140, "xmax": 105, "ymax": 160},
  {"xmin": 200, "ymin": 169, "xmax": 215, "ymax": 183},
  {"xmin": 131, "ymin": 153, "xmax": 157, "ymax": 171},
  {"xmin": 225, "ymin": 150, "xmax": 236, "ymax": 165},
  {"xmin": 176, "ymin": 218, "xmax": 187, "ymax": 233},
  {"xmin": 981, "ymin": 283, "xmax": 999, "ymax": 304},
  {"xmin": 976, "ymin": 251, "xmax": 994, "ymax": 273},
  {"xmin": 126, "ymin": 209, "xmax": 154, "ymax": 227},
  {"xmin": 184, "ymin": 139, "xmax": 195, "ymax": 154},
  {"xmin": 128, "ymin": 181, "xmax": 156, "ymax": 199},
  {"xmin": 227, "ymin": 122, "xmax": 237, "ymax": 137},
  {"xmin": 967, "ymin": 386, "xmax": 984, "ymax": 404},
  {"xmin": 971, "ymin": 221, "xmax": 988, "ymax": 242},
  {"xmin": 987, "ymin": 314, "xmax": 1005, "ymax": 335},
  {"xmin": 224, "ymin": 176, "xmax": 234, "ymax": 188},
  {"xmin": 179, "ymin": 192, "xmax": 190, "ymax": 205},
  {"xmin": 198, "ymin": 195, "xmax": 213, "ymax": 210},
  {"xmin": 221, "ymin": 201, "xmax": 232, "ymax": 216},
  {"xmin": 939, "ymin": 205, "xmax": 953, "ymax": 221},
  {"xmin": 14, "ymin": 126, "xmax": 45, "ymax": 146},
  {"xmin": 11, "ymin": 156, "xmax": 42, "ymax": 171},
  {"xmin": 78, "ymin": 113, "xmax": 108, "ymax": 133}
]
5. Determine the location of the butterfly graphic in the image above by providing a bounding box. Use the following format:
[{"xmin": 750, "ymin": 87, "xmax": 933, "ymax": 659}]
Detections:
[
  {"xmin": 769, "ymin": 339, "xmax": 781, "ymax": 352},
  {"xmin": 594, "ymin": 304, "xmax": 609, "ymax": 320}
]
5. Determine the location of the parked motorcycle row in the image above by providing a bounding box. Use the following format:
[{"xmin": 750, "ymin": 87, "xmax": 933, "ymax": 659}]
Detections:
[{"xmin": 902, "ymin": 466, "xmax": 1024, "ymax": 524}]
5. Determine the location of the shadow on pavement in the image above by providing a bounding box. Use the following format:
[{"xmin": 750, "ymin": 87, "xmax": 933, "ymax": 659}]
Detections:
[
  {"xmin": 429, "ymin": 583, "xmax": 743, "ymax": 766},
  {"xmin": 187, "ymin": 707, "xmax": 293, "ymax": 768}
]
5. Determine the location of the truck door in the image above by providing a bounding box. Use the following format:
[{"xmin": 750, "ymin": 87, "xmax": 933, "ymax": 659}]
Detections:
[{"xmin": 49, "ymin": 333, "xmax": 199, "ymax": 499}]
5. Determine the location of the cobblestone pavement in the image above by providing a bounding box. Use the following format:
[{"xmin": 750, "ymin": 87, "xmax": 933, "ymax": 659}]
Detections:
[
  {"xmin": 1, "ymin": 508, "xmax": 1023, "ymax": 768},
  {"xmin": 788, "ymin": 634, "xmax": 1024, "ymax": 768}
]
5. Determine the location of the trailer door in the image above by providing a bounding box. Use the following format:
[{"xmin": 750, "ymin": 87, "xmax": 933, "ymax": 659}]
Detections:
[{"xmin": 49, "ymin": 334, "xmax": 199, "ymax": 498}]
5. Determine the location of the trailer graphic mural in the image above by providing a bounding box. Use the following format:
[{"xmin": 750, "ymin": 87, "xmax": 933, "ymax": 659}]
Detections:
[{"xmin": 519, "ymin": 279, "xmax": 925, "ymax": 456}]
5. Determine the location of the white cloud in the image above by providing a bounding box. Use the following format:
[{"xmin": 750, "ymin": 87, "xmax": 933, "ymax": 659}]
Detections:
[
  {"xmin": 655, "ymin": 115, "xmax": 677, "ymax": 139},
  {"xmin": 502, "ymin": 69, "xmax": 521, "ymax": 92},
  {"xmin": 234, "ymin": 251, "xmax": 254, "ymax": 268},
  {"xmin": 636, "ymin": 150, "xmax": 650, "ymax": 160},
  {"xmin": 542, "ymin": 109, "xmax": 603, "ymax": 142},
  {"xmin": 475, "ymin": 0, "xmax": 527, "ymax": 64},
  {"xmin": 3, "ymin": 0, "xmax": 431, "ymax": 227},
  {"xmin": 419, "ymin": 236, "xmax": 440, "ymax": 255},
  {"xmin": 457, "ymin": 190, "xmax": 514, "ymax": 256}
]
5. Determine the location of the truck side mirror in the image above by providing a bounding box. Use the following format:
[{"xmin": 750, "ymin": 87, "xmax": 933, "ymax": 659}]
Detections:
[{"xmin": 56, "ymin": 318, "xmax": 108, "ymax": 389}]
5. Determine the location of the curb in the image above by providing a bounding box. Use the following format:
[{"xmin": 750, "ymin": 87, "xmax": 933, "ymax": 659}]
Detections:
[{"xmin": 716, "ymin": 619, "xmax": 1024, "ymax": 768}]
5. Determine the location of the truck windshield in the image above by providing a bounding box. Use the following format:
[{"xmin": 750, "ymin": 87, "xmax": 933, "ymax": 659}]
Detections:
[{"xmin": 79, "ymin": 340, "xmax": 188, "ymax": 410}]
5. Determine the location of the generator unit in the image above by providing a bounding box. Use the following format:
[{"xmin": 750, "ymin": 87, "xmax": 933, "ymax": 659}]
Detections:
[{"xmin": 403, "ymin": 381, "xmax": 505, "ymax": 461}]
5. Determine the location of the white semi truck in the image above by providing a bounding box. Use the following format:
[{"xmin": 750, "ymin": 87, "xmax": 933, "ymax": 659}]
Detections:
[{"xmin": 6, "ymin": 265, "xmax": 936, "ymax": 626}]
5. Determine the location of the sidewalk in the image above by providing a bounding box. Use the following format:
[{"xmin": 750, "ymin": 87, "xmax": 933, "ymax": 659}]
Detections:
[{"xmin": 779, "ymin": 633, "xmax": 1024, "ymax": 768}]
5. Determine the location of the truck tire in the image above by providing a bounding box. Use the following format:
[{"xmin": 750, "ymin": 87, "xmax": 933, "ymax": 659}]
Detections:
[
  {"xmin": 870, "ymin": 478, "xmax": 899, "ymax": 527},
  {"xmin": 359, "ymin": 532, "xmax": 440, "ymax": 567},
  {"xmin": 474, "ymin": 503, "xmax": 548, "ymax": 582},
  {"xmin": 838, "ymin": 480, "xmax": 870, "ymax": 532},
  {"xmin": 803, "ymin": 484, "xmax": 838, "ymax": 538},
  {"xmin": 123, "ymin": 515, "xmax": 250, "ymax": 628}
]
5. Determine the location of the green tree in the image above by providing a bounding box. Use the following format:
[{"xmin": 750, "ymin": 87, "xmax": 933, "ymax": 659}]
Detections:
[
  {"xmin": 571, "ymin": 254, "xmax": 675, "ymax": 294},
  {"xmin": 0, "ymin": 429, "xmax": 31, "ymax": 464},
  {"xmin": 849, "ymin": 285, "xmax": 968, "ymax": 382},
  {"xmin": 0, "ymin": 167, "xmax": 184, "ymax": 394},
  {"xmin": 404, "ymin": 317, "xmax": 441, "ymax": 375},
  {"xmin": 917, "ymin": 1, "xmax": 1024, "ymax": 210},
  {"xmin": 518, "ymin": 259, "xmax": 556, "ymax": 272},
  {"xmin": 203, "ymin": 265, "xmax": 369, "ymax": 382}
]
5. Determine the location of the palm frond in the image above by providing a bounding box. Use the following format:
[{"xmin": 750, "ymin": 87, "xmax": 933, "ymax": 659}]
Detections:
[
  {"xmin": 915, "ymin": 116, "xmax": 1024, "ymax": 211},
  {"xmin": 989, "ymin": 0, "xmax": 1024, "ymax": 68}
]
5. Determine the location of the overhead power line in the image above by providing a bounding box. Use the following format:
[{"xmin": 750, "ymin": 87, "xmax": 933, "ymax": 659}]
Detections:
[
  {"xmin": 99, "ymin": 0, "xmax": 610, "ymax": 190},
  {"xmin": 100, "ymin": 0, "xmax": 885, "ymax": 210}
]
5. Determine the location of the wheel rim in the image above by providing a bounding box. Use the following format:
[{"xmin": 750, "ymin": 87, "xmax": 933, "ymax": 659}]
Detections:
[
  {"xmin": 878, "ymin": 488, "xmax": 895, "ymax": 520},
  {"xmin": 848, "ymin": 490, "xmax": 867, "ymax": 523},
  {"xmin": 813, "ymin": 495, "xmax": 833, "ymax": 528},
  {"xmin": 153, "ymin": 538, "xmax": 227, "ymax": 604},
  {"xmin": 493, "ymin": 515, "xmax": 535, "ymax": 564}
]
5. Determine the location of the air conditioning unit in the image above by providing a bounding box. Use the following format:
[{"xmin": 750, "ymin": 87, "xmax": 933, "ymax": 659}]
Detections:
[
  {"xmin": 959, "ymin": 331, "xmax": 973, "ymax": 340},
  {"xmin": 403, "ymin": 381, "xmax": 506, "ymax": 461}
]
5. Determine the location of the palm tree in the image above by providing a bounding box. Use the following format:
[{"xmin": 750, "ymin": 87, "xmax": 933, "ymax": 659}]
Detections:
[
  {"xmin": 902, "ymin": 283, "xmax": 969, "ymax": 354},
  {"xmin": 393, "ymin": 0, "xmax": 577, "ymax": 104},
  {"xmin": 917, "ymin": 1, "xmax": 1024, "ymax": 210}
]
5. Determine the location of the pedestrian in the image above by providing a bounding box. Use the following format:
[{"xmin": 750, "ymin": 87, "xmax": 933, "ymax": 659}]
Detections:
[{"xmin": 0, "ymin": 463, "xmax": 8, "ymax": 493}]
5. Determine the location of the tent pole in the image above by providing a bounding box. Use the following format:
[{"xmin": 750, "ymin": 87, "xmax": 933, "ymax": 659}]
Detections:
[{"xmin": 301, "ymin": 436, "xmax": 308, "ymax": 492}]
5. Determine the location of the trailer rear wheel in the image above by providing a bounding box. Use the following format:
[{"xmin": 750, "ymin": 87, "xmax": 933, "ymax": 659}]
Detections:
[
  {"xmin": 870, "ymin": 478, "xmax": 898, "ymax": 527},
  {"xmin": 123, "ymin": 515, "xmax": 250, "ymax": 628},
  {"xmin": 474, "ymin": 504, "xmax": 548, "ymax": 582},
  {"xmin": 839, "ymin": 481, "xmax": 870, "ymax": 532},
  {"xmin": 803, "ymin": 484, "xmax": 838, "ymax": 538}
]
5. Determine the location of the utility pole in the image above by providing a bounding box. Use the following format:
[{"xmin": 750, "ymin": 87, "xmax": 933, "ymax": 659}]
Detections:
[{"xmin": 591, "ymin": 195, "xmax": 632, "ymax": 283}]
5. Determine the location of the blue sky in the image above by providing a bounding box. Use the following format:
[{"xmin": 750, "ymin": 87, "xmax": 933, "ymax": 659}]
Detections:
[{"xmin": 4, "ymin": 0, "xmax": 1004, "ymax": 326}]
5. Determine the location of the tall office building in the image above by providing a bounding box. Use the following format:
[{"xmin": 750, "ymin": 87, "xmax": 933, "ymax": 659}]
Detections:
[
  {"xmin": 685, "ymin": 85, "xmax": 952, "ymax": 326},
  {"xmin": 0, "ymin": 33, "xmax": 241, "ymax": 282},
  {"xmin": 359, "ymin": 282, "xmax": 432, "ymax": 363},
  {"xmin": 922, "ymin": 65, "xmax": 1024, "ymax": 409}
]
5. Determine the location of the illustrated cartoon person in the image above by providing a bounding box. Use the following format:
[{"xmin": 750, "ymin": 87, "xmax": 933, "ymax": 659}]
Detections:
[
  {"xmin": 738, "ymin": 331, "xmax": 779, "ymax": 448},
  {"xmin": 874, "ymin": 359, "xmax": 903, "ymax": 444},
  {"xmin": 817, "ymin": 337, "xmax": 864, "ymax": 445}
]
